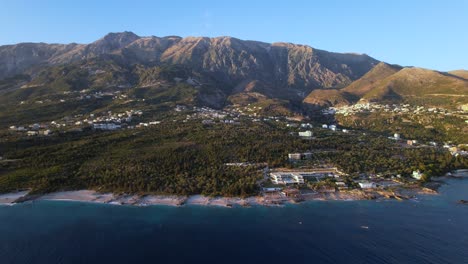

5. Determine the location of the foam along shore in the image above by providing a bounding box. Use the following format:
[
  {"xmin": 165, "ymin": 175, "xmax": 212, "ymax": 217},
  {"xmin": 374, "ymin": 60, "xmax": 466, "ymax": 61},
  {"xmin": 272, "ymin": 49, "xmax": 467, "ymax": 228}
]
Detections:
[{"xmin": 0, "ymin": 191, "xmax": 29, "ymax": 205}]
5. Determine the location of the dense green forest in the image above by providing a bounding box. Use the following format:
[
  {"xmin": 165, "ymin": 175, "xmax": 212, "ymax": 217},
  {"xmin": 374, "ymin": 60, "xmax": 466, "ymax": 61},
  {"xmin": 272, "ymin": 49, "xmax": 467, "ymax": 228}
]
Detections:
[{"xmin": 1, "ymin": 119, "xmax": 466, "ymax": 196}]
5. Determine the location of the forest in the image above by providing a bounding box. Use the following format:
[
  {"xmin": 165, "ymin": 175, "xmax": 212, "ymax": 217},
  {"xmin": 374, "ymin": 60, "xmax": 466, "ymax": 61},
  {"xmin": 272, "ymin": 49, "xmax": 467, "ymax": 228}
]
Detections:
[{"xmin": 0, "ymin": 119, "xmax": 466, "ymax": 196}]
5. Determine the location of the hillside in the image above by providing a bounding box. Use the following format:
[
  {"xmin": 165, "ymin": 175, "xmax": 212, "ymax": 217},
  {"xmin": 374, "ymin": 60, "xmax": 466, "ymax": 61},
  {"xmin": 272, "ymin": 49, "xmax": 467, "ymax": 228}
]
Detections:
[
  {"xmin": 449, "ymin": 70, "xmax": 468, "ymax": 80},
  {"xmin": 0, "ymin": 31, "xmax": 467, "ymax": 119},
  {"xmin": 0, "ymin": 32, "xmax": 379, "ymax": 107},
  {"xmin": 304, "ymin": 64, "xmax": 468, "ymax": 109},
  {"xmin": 361, "ymin": 67, "xmax": 468, "ymax": 107},
  {"xmin": 342, "ymin": 62, "xmax": 403, "ymax": 96}
]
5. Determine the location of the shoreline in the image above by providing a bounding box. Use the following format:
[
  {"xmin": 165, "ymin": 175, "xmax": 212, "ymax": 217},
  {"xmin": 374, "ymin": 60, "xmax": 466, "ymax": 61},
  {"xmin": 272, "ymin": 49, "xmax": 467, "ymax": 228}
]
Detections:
[{"xmin": 0, "ymin": 185, "xmax": 440, "ymax": 208}]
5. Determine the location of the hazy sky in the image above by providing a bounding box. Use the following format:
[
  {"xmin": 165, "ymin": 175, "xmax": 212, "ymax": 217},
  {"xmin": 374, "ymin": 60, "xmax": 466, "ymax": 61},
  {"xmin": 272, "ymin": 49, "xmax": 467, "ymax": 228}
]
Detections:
[{"xmin": 1, "ymin": 0, "xmax": 467, "ymax": 71}]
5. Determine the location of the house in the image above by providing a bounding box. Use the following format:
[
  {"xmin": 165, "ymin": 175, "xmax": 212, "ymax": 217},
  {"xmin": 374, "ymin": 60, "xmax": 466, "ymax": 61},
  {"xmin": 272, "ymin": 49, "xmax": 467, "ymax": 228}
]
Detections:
[
  {"xmin": 298, "ymin": 131, "xmax": 313, "ymax": 137},
  {"xmin": 322, "ymin": 124, "xmax": 328, "ymax": 129},
  {"xmin": 202, "ymin": 120, "xmax": 214, "ymax": 125},
  {"xmin": 394, "ymin": 133, "xmax": 400, "ymax": 140},
  {"xmin": 407, "ymin": 140, "xmax": 414, "ymax": 146},
  {"xmin": 288, "ymin": 153, "xmax": 302, "ymax": 161},
  {"xmin": 262, "ymin": 187, "xmax": 282, "ymax": 192},
  {"xmin": 288, "ymin": 152, "xmax": 313, "ymax": 161},
  {"xmin": 412, "ymin": 170, "xmax": 423, "ymax": 180},
  {"xmin": 359, "ymin": 182, "xmax": 377, "ymax": 189},
  {"xmin": 302, "ymin": 152, "xmax": 313, "ymax": 160},
  {"xmin": 336, "ymin": 182, "xmax": 348, "ymax": 190},
  {"xmin": 342, "ymin": 129, "xmax": 349, "ymax": 133},
  {"xmin": 300, "ymin": 123, "xmax": 313, "ymax": 128},
  {"xmin": 329, "ymin": 125, "xmax": 337, "ymax": 131},
  {"xmin": 449, "ymin": 146, "xmax": 459, "ymax": 153},
  {"xmin": 27, "ymin": 131, "xmax": 38, "ymax": 136},
  {"xmin": 93, "ymin": 123, "xmax": 121, "ymax": 130},
  {"xmin": 40, "ymin": 130, "xmax": 52, "ymax": 136}
]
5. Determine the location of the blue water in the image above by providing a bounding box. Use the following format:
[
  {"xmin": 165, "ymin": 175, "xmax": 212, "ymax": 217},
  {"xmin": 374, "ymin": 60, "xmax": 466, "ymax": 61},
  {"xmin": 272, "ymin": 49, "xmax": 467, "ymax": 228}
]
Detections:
[{"xmin": 1, "ymin": 179, "xmax": 467, "ymax": 264}]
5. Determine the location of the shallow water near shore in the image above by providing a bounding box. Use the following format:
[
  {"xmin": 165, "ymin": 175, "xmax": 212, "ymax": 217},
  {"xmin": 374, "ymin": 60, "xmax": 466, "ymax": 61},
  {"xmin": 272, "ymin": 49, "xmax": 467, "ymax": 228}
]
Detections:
[{"xmin": 1, "ymin": 178, "xmax": 467, "ymax": 264}]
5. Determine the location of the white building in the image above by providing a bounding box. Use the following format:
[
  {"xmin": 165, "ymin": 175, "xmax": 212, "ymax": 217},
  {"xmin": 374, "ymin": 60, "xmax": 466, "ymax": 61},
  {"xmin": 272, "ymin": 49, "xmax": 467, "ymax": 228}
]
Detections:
[
  {"xmin": 288, "ymin": 153, "xmax": 302, "ymax": 160},
  {"xmin": 93, "ymin": 123, "xmax": 121, "ymax": 130},
  {"xmin": 27, "ymin": 131, "xmax": 38, "ymax": 136},
  {"xmin": 412, "ymin": 170, "xmax": 423, "ymax": 180},
  {"xmin": 359, "ymin": 182, "xmax": 377, "ymax": 189},
  {"xmin": 270, "ymin": 173, "xmax": 305, "ymax": 185},
  {"xmin": 394, "ymin": 133, "xmax": 400, "ymax": 140},
  {"xmin": 40, "ymin": 130, "xmax": 52, "ymax": 136},
  {"xmin": 298, "ymin": 131, "xmax": 313, "ymax": 137},
  {"xmin": 322, "ymin": 124, "xmax": 328, "ymax": 129},
  {"xmin": 271, "ymin": 169, "xmax": 341, "ymax": 185}
]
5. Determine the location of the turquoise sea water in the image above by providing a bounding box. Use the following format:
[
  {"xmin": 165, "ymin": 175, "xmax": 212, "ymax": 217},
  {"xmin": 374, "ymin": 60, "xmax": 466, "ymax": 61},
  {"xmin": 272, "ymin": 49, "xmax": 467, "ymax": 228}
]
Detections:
[{"xmin": 1, "ymin": 178, "xmax": 467, "ymax": 264}]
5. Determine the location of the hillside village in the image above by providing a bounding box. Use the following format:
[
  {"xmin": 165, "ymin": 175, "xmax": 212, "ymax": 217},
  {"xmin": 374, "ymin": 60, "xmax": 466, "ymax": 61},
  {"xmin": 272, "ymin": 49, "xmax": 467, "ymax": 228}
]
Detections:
[
  {"xmin": 325, "ymin": 102, "xmax": 467, "ymax": 117},
  {"xmin": 8, "ymin": 99, "xmax": 467, "ymax": 157}
]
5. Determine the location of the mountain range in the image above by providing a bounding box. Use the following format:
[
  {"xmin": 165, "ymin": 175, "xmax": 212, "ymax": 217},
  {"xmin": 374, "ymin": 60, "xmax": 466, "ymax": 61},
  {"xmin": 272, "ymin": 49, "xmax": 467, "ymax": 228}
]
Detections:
[{"xmin": 0, "ymin": 31, "xmax": 466, "ymax": 111}]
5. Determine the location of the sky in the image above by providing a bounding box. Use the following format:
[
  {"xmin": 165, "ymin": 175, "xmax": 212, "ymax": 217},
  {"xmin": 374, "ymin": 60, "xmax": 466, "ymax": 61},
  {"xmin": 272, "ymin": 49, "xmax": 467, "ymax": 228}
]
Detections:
[{"xmin": 1, "ymin": 0, "xmax": 467, "ymax": 71}]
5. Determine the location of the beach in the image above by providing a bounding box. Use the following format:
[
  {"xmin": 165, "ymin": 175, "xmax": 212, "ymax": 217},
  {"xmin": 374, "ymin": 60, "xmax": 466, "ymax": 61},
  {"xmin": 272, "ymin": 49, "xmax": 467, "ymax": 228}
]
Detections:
[
  {"xmin": 0, "ymin": 191, "xmax": 29, "ymax": 205},
  {"xmin": 0, "ymin": 184, "xmax": 440, "ymax": 207}
]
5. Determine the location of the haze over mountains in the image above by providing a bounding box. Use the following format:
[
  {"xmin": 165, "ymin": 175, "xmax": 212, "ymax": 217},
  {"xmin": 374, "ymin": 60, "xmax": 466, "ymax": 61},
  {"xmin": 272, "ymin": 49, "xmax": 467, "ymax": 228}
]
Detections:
[{"xmin": 0, "ymin": 31, "xmax": 466, "ymax": 110}]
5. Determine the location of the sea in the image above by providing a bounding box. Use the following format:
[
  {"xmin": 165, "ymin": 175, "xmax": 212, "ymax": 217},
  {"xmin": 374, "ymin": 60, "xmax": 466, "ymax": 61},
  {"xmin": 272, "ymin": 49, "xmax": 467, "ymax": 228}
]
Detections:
[{"xmin": 1, "ymin": 178, "xmax": 467, "ymax": 264}]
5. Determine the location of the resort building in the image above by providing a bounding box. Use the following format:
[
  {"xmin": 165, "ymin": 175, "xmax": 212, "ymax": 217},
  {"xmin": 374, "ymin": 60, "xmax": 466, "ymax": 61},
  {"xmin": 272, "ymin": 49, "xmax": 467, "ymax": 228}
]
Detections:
[
  {"xmin": 270, "ymin": 173, "xmax": 305, "ymax": 185},
  {"xmin": 270, "ymin": 168, "xmax": 343, "ymax": 185}
]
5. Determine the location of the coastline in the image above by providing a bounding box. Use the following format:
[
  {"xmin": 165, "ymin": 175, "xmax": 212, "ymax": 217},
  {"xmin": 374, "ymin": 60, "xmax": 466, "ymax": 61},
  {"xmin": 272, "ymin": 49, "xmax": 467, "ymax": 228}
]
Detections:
[{"xmin": 0, "ymin": 185, "xmax": 439, "ymax": 207}]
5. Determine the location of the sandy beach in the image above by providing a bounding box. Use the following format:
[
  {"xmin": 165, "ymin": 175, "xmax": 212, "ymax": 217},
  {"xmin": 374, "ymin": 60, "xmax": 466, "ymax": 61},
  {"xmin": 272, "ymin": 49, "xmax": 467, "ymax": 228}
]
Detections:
[
  {"xmin": 0, "ymin": 184, "xmax": 440, "ymax": 208},
  {"xmin": 34, "ymin": 191, "xmax": 258, "ymax": 207},
  {"xmin": 0, "ymin": 191, "xmax": 29, "ymax": 205}
]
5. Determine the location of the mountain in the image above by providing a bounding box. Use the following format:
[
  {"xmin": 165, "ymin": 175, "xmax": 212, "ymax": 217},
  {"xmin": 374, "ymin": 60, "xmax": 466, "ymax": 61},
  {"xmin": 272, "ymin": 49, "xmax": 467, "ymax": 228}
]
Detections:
[
  {"xmin": 304, "ymin": 63, "xmax": 468, "ymax": 109},
  {"xmin": 0, "ymin": 32, "xmax": 379, "ymax": 105},
  {"xmin": 341, "ymin": 62, "xmax": 403, "ymax": 97},
  {"xmin": 449, "ymin": 70, "xmax": 468, "ymax": 80},
  {"xmin": 1, "ymin": 31, "xmax": 466, "ymax": 113},
  {"xmin": 361, "ymin": 68, "xmax": 467, "ymax": 103}
]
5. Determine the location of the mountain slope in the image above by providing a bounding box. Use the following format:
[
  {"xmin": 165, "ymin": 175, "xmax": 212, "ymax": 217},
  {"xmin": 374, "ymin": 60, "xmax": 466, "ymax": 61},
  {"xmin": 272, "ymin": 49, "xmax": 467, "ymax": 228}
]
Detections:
[
  {"xmin": 303, "ymin": 62, "xmax": 402, "ymax": 106},
  {"xmin": 342, "ymin": 62, "xmax": 403, "ymax": 96},
  {"xmin": 304, "ymin": 63, "xmax": 468, "ymax": 109},
  {"xmin": 361, "ymin": 67, "xmax": 468, "ymax": 106},
  {"xmin": 0, "ymin": 32, "xmax": 379, "ymax": 103},
  {"xmin": 449, "ymin": 70, "xmax": 468, "ymax": 80}
]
